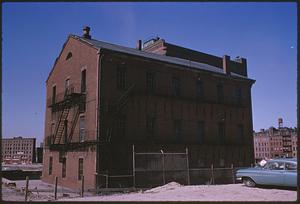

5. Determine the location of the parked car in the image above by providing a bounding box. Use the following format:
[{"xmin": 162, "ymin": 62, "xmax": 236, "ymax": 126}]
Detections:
[{"xmin": 236, "ymin": 158, "xmax": 297, "ymax": 187}]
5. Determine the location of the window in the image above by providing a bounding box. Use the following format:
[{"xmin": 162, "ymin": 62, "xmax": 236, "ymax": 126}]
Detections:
[
  {"xmin": 49, "ymin": 157, "xmax": 53, "ymax": 175},
  {"xmin": 146, "ymin": 116, "xmax": 155, "ymax": 134},
  {"xmin": 172, "ymin": 77, "xmax": 181, "ymax": 97},
  {"xmin": 78, "ymin": 158, "xmax": 83, "ymax": 180},
  {"xmin": 81, "ymin": 70, "xmax": 86, "ymax": 93},
  {"xmin": 66, "ymin": 52, "xmax": 72, "ymax": 60},
  {"xmin": 237, "ymin": 124, "xmax": 244, "ymax": 144},
  {"xmin": 79, "ymin": 116, "xmax": 85, "ymax": 142},
  {"xmin": 117, "ymin": 66, "xmax": 126, "ymax": 90},
  {"xmin": 65, "ymin": 79, "xmax": 70, "ymax": 94},
  {"xmin": 146, "ymin": 72, "xmax": 155, "ymax": 93},
  {"xmin": 116, "ymin": 114, "xmax": 126, "ymax": 139},
  {"xmin": 264, "ymin": 161, "xmax": 285, "ymax": 170},
  {"xmin": 64, "ymin": 120, "xmax": 68, "ymax": 143},
  {"xmin": 62, "ymin": 158, "xmax": 66, "ymax": 178},
  {"xmin": 52, "ymin": 86, "xmax": 56, "ymax": 104},
  {"xmin": 174, "ymin": 119, "xmax": 182, "ymax": 141},
  {"xmin": 217, "ymin": 84, "xmax": 224, "ymax": 102},
  {"xmin": 234, "ymin": 87, "xmax": 242, "ymax": 104},
  {"xmin": 218, "ymin": 122, "xmax": 225, "ymax": 144},
  {"xmin": 196, "ymin": 80, "xmax": 204, "ymax": 99},
  {"xmin": 197, "ymin": 121, "xmax": 205, "ymax": 143}
]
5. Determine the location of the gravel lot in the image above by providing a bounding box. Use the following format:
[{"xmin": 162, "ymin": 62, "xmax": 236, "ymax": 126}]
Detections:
[
  {"xmin": 62, "ymin": 182, "xmax": 297, "ymax": 202},
  {"xmin": 2, "ymin": 179, "xmax": 297, "ymax": 202}
]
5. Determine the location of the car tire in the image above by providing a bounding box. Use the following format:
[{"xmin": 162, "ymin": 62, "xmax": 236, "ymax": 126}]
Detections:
[{"xmin": 243, "ymin": 177, "xmax": 256, "ymax": 187}]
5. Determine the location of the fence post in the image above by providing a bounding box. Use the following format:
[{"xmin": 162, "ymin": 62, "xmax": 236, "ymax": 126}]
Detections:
[
  {"xmin": 106, "ymin": 175, "xmax": 108, "ymax": 188},
  {"xmin": 162, "ymin": 150, "xmax": 165, "ymax": 185},
  {"xmin": 132, "ymin": 145, "xmax": 136, "ymax": 188},
  {"xmin": 211, "ymin": 164, "xmax": 215, "ymax": 185},
  {"xmin": 81, "ymin": 176, "xmax": 84, "ymax": 197},
  {"xmin": 186, "ymin": 147, "xmax": 190, "ymax": 185},
  {"xmin": 54, "ymin": 176, "xmax": 58, "ymax": 200},
  {"xmin": 25, "ymin": 176, "xmax": 29, "ymax": 201},
  {"xmin": 231, "ymin": 164, "xmax": 235, "ymax": 184}
]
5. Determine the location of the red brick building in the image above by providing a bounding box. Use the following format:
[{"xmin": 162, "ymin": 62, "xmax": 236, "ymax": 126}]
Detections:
[
  {"xmin": 2, "ymin": 137, "xmax": 36, "ymax": 164},
  {"xmin": 42, "ymin": 27, "xmax": 255, "ymax": 190},
  {"xmin": 253, "ymin": 119, "xmax": 297, "ymax": 161}
]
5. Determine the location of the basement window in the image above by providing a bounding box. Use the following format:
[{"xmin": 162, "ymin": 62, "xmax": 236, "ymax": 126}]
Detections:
[{"xmin": 66, "ymin": 52, "xmax": 72, "ymax": 60}]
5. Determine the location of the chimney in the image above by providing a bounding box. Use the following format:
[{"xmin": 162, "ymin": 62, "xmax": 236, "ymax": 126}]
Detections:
[
  {"xmin": 136, "ymin": 40, "xmax": 142, "ymax": 50},
  {"xmin": 222, "ymin": 55, "xmax": 230, "ymax": 75},
  {"xmin": 83, "ymin": 26, "xmax": 91, "ymax": 39}
]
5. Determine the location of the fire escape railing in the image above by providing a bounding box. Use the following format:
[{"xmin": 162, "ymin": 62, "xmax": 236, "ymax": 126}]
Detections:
[{"xmin": 46, "ymin": 83, "xmax": 86, "ymax": 149}]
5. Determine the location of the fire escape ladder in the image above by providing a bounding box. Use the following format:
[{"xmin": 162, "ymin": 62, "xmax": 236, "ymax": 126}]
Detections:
[
  {"xmin": 67, "ymin": 105, "xmax": 81, "ymax": 143},
  {"xmin": 53, "ymin": 105, "xmax": 71, "ymax": 144},
  {"xmin": 107, "ymin": 84, "xmax": 135, "ymax": 142}
]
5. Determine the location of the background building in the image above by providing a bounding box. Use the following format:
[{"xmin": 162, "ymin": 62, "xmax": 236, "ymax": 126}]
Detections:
[
  {"xmin": 36, "ymin": 142, "xmax": 44, "ymax": 163},
  {"xmin": 2, "ymin": 137, "xmax": 36, "ymax": 164},
  {"xmin": 42, "ymin": 27, "xmax": 255, "ymax": 190},
  {"xmin": 253, "ymin": 118, "xmax": 297, "ymax": 162}
]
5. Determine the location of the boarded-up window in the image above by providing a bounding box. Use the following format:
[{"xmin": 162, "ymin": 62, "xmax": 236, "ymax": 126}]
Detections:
[
  {"xmin": 117, "ymin": 66, "xmax": 126, "ymax": 90},
  {"xmin": 146, "ymin": 116, "xmax": 155, "ymax": 134},
  {"xmin": 52, "ymin": 86, "xmax": 56, "ymax": 104},
  {"xmin": 174, "ymin": 119, "xmax": 182, "ymax": 141},
  {"xmin": 81, "ymin": 70, "xmax": 86, "ymax": 93},
  {"xmin": 217, "ymin": 84, "xmax": 224, "ymax": 102},
  {"xmin": 172, "ymin": 77, "xmax": 181, "ymax": 97},
  {"xmin": 197, "ymin": 121, "xmax": 205, "ymax": 143},
  {"xmin": 237, "ymin": 124, "xmax": 244, "ymax": 144},
  {"xmin": 218, "ymin": 122, "xmax": 225, "ymax": 144},
  {"xmin": 196, "ymin": 80, "xmax": 204, "ymax": 99},
  {"xmin": 62, "ymin": 158, "xmax": 66, "ymax": 178},
  {"xmin": 49, "ymin": 156, "xmax": 53, "ymax": 175},
  {"xmin": 78, "ymin": 158, "xmax": 83, "ymax": 180},
  {"xmin": 146, "ymin": 72, "xmax": 155, "ymax": 93}
]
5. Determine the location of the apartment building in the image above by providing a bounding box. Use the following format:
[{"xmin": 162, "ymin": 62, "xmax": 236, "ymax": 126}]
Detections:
[
  {"xmin": 253, "ymin": 118, "xmax": 297, "ymax": 161},
  {"xmin": 2, "ymin": 137, "xmax": 36, "ymax": 164}
]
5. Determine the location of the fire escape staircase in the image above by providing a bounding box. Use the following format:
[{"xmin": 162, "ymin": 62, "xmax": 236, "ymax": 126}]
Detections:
[
  {"xmin": 107, "ymin": 83, "xmax": 135, "ymax": 142},
  {"xmin": 49, "ymin": 87, "xmax": 86, "ymax": 150}
]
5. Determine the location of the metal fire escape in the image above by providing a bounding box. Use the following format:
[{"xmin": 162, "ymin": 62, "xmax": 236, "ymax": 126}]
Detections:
[
  {"xmin": 106, "ymin": 83, "xmax": 136, "ymax": 142},
  {"xmin": 47, "ymin": 85, "xmax": 86, "ymax": 150}
]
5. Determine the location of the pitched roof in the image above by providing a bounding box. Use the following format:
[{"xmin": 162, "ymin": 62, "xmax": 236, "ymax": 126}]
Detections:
[{"xmin": 72, "ymin": 35, "xmax": 255, "ymax": 82}]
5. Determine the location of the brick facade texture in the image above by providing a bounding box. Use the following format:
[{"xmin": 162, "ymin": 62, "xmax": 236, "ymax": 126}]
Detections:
[{"xmin": 42, "ymin": 34, "xmax": 255, "ymax": 190}]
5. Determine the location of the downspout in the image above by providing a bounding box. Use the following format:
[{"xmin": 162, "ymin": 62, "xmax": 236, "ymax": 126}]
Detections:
[{"xmin": 96, "ymin": 49, "xmax": 104, "ymax": 192}]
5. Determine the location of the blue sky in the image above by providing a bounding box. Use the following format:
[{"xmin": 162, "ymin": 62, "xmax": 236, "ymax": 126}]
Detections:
[{"xmin": 2, "ymin": 2, "xmax": 297, "ymax": 145}]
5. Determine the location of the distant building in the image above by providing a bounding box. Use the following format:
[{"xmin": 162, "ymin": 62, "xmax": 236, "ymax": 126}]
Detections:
[
  {"xmin": 253, "ymin": 118, "xmax": 297, "ymax": 162},
  {"xmin": 2, "ymin": 137, "xmax": 36, "ymax": 164},
  {"xmin": 36, "ymin": 143, "xmax": 44, "ymax": 163}
]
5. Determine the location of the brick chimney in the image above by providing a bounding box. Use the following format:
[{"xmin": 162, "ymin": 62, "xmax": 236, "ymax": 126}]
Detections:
[
  {"xmin": 223, "ymin": 55, "xmax": 230, "ymax": 75},
  {"xmin": 83, "ymin": 26, "xmax": 91, "ymax": 39},
  {"xmin": 136, "ymin": 40, "xmax": 142, "ymax": 50}
]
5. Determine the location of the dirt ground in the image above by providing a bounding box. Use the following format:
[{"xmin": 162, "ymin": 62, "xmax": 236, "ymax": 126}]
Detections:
[{"xmin": 2, "ymin": 179, "xmax": 296, "ymax": 202}]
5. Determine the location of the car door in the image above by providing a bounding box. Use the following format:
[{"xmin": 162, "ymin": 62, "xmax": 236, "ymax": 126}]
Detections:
[
  {"xmin": 261, "ymin": 161, "xmax": 284, "ymax": 186},
  {"xmin": 283, "ymin": 162, "xmax": 297, "ymax": 187}
]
